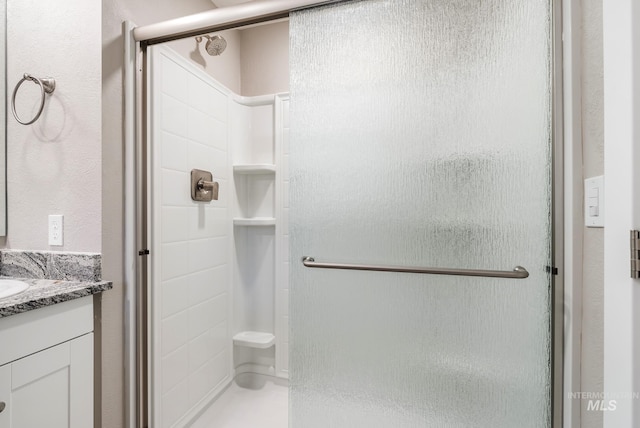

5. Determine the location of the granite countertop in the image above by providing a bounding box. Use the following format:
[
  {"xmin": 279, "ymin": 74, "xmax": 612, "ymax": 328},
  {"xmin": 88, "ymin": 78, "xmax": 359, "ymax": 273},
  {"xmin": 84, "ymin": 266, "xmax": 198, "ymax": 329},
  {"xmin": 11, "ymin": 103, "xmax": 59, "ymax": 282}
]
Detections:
[{"xmin": 0, "ymin": 277, "xmax": 113, "ymax": 318}]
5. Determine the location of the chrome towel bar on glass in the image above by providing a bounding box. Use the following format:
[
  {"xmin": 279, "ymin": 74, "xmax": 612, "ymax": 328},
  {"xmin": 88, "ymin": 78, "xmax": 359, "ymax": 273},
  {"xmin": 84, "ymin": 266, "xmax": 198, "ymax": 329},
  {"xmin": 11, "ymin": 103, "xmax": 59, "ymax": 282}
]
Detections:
[
  {"xmin": 301, "ymin": 257, "xmax": 529, "ymax": 279},
  {"xmin": 11, "ymin": 73, "xmax": 56, "ymax": 125}
]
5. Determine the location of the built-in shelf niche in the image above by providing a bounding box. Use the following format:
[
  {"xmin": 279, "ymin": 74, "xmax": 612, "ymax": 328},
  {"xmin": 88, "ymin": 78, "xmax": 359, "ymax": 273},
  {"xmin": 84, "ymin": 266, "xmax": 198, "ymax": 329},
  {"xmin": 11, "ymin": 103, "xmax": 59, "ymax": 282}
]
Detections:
[
  {"xmin": 233, "ymin": 164, "xmax": 277, "ymax": 223},
  {"xmin": 233, "ymin": 164, "xmax": 276, "ymax": 175},
  {"xmin": 230, "ymin": 94, "xmax": 288, "ymax": 379},
  {"xmin": 233, "ymin": 217, "xmax": 276, "ymax": 226},
  {"xmin": 233, "ymin": 173, "xmax": 274, "ymax": 219},
  {"xmin": 233, "ymin": 331, "xmax": 276, "ymax": 349}
]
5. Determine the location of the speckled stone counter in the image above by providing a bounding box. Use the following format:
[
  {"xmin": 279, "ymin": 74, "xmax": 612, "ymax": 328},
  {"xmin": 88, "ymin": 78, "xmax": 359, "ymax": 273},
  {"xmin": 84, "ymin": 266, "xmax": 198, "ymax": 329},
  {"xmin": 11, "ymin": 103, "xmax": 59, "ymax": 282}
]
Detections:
[
  {"xmin": 0, "ymin": 277, "xmax": 112, "ymax": 318},
  {"xmin": 0, "ymin": 250, "xmax": 112, "ymax": 318},
  {"xmin": 0, "ymin": 250, "xmax": 102, "ymax": 282}
]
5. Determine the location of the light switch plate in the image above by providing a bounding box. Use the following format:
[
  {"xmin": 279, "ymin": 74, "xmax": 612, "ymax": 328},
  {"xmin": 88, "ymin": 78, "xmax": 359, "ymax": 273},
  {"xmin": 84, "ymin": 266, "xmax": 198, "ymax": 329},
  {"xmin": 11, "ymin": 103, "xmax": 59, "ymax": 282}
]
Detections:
[{"xmin": 585, "ymin": 176, "xmax": 604, "ymax": 228}]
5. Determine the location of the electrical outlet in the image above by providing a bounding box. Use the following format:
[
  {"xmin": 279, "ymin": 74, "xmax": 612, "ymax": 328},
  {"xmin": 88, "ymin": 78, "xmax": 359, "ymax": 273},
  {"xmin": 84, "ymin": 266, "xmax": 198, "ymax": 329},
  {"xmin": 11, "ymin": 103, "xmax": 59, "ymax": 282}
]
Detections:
[{"xmin": 48, "ymin": 215, "xmax": 63, "ymax": 246}]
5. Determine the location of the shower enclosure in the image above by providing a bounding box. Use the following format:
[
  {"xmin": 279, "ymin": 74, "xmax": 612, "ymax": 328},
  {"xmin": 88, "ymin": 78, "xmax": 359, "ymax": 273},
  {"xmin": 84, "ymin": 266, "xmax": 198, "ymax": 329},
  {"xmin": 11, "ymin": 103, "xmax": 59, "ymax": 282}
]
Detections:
[
  {"xmin": 132, "ymin": 0, "xmax": 563, "ymax": 426},
  {"xmin": 289, "ymin": 1, "xmax": 555, "ymax": 426}
]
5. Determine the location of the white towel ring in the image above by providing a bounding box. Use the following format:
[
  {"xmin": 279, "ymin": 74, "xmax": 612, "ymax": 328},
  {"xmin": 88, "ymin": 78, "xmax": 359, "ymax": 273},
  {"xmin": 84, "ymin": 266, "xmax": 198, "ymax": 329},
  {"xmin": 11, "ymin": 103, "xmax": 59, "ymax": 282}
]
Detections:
[{"xmin": 11, "ymin": 73, "xmax": 56, "ymax": 125}]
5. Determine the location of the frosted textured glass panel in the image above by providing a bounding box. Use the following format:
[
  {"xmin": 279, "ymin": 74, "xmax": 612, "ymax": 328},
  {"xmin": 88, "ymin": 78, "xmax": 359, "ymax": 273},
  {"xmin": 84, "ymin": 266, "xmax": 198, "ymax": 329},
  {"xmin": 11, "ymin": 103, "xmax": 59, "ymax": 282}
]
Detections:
[{"xmin": 289, "ymin": 1, "xmax": 552, "ymax": 427}]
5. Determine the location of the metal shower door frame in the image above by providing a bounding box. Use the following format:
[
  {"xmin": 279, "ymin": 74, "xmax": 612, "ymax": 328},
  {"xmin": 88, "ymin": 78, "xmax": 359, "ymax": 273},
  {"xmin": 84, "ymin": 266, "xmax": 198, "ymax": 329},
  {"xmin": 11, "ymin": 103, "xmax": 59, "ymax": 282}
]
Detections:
[{"xmin": 129, "ymin": 1, "xmax": 567, "ymax": 427}]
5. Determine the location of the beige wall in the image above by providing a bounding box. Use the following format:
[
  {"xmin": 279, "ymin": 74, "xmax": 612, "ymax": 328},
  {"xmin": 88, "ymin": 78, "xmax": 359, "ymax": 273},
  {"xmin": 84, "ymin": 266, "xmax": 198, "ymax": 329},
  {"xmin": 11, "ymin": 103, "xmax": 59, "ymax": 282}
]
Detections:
[
  {"xmin": 101, "ymin": 5, "xmax": 125, "ymax": 428},
  {"xmin": 6, "ymin": 0, "xmax": 102, "ymax": 252},
  {"xmin": 581, "ymin": 0, "xmax": 604, "ymax": 427},
  {"xmin": 6, "ymin": 0, "xmax": 107, "ymax": 423},
  {"xmin": 240, "ymin": 21, "xmax": 289, "ymax": 96}
]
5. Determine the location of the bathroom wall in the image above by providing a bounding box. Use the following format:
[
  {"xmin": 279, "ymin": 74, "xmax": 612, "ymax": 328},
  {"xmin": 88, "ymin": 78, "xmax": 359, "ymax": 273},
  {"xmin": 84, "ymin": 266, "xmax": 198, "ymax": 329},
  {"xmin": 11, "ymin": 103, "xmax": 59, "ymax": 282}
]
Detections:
[
  {"xmin": 6, "ymin": 0, "xmax": 104, "ymax": 424},
  {"xmin": 5, "ymin": 0, "xmax": 102, "ymax": 252},
  {"xmin": 240, "ymin": 21, "xmax": 289, "ymax": 96},
  {"xmin": 580, "ymin": 0, "xmax": 604, "ymax": 427}
]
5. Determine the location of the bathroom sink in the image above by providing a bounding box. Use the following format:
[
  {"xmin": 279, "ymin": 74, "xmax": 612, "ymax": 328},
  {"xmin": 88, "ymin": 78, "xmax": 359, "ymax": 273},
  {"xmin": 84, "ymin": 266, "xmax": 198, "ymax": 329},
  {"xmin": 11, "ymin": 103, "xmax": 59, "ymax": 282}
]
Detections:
[{"xmin": 0, "ymin": 279, "xmax": 29, "ymax": 299}]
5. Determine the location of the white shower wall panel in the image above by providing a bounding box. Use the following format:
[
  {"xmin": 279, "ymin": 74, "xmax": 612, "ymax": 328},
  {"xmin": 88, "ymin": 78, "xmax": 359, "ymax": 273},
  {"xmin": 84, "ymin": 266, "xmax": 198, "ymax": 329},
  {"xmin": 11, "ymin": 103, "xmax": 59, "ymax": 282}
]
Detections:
[
  {"xmin": 276, "ymin": 96, "xmax": 290, "ymax": 377},
  {"xmin": 230, "ymin": 94, "xmax": 291, "ymax": 377},
  {"xmin": 234, "ymin": 227, "xmax": 276, "ymax": 334},
  {"xmin": 229, "ymin": 102, "xmax": 253, "ymax": 166},
  {"xmin": 230, "ymin": 100, "xmax": 277, "ymax": 354},
  {"xmin": 249, "ymin": 105, "xmax": 276, "ymax": 164},
  {"xmin": 150, "ymin": 47, "xmax": 233, "ymax": 428},
  {"xmin": 241, "ymin": 176, "xmax": 275, "ymax": 218},
  {"xmin": 151, "ymin": 44, "xmax": 291, "ymax": 425}
]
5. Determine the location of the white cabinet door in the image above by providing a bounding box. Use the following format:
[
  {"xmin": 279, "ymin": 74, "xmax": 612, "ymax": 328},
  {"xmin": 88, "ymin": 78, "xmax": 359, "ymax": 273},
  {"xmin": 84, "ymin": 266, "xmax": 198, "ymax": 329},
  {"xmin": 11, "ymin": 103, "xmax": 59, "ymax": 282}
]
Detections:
[
  {"xmin": 0, "ymin": 364, "xmax": 10, "ymax": 428},
  {"xmin": 0, "ymin": 333, "xmax": 93, "ymax": 428}
]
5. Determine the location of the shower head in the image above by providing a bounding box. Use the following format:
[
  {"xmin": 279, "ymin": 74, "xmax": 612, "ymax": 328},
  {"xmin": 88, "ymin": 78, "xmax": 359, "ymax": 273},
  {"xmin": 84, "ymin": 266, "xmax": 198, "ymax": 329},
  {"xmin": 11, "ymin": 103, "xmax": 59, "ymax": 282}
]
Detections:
[
  {"xmin": 195, "ymin": 34, "xmax": 227, "ymax": 56},
  {"xmin": 205, "ymin": 35, "xmax": 227, "ymax": 56}
]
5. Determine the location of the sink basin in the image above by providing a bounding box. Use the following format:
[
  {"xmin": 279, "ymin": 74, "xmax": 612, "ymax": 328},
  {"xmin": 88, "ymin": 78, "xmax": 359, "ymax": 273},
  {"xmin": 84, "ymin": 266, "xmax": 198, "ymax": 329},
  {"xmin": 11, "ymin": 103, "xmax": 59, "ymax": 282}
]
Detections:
[{"xmin": 0, "ymin": 279, "xmax": 29, "ymax": 299}]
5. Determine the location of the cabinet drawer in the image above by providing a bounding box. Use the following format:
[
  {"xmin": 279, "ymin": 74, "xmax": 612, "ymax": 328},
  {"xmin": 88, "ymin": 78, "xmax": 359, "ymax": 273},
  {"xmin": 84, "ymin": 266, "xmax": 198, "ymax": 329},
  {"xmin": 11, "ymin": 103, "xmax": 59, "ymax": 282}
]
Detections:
[{"xmin": 0, "ymin": 297, "xmax": 93, "ymax": 366}]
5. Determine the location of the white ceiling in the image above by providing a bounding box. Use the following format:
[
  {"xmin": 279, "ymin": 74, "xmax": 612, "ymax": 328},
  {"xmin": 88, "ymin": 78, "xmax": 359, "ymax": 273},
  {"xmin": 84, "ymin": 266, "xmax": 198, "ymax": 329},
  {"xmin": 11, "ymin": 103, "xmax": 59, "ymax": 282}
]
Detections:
[{"xmin": 211, "ymin": 0, "xmax": 253, "ymax": 7}]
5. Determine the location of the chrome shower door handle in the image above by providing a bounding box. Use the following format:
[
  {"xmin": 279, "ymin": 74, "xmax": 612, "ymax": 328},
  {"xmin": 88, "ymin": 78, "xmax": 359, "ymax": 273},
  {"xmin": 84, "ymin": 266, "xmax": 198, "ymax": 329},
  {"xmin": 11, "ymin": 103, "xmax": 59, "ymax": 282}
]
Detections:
[
  {"xmin": 191, "ymin": 169, "xmax": 219, "ymax": 202},
  {"xmin": 301, "ymin": 256, "xmax": 529, "ymax": 279}
]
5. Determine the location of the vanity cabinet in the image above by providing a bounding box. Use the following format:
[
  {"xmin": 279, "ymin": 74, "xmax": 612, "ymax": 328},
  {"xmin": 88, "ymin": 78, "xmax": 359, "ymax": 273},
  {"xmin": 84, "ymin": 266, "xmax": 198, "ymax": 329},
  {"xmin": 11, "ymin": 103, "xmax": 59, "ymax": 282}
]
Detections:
[
  {"xmin": 0, "ymin": 334, "xmax": 92, "ymax": 428},
  {"xmin": 0, "ymin": 297, "xmax": 94, "ymax": 428}
]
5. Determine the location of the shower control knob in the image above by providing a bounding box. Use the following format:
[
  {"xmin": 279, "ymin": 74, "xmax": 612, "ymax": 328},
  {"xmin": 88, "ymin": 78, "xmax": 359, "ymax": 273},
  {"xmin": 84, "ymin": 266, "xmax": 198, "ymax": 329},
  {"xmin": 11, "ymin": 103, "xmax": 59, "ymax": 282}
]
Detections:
[
  {"xmin": 0, "ymin": 402, "xmax": 5, "ymax": 413},
  {"xmin": 197, "ymin": 179, "xmax": 219, "ymax": 201},
  {"xmin": 212, "ymin": 182, "xmax": 219, "ymax": 200},
  {"xmin": 191, "ymin": 169, "xmax": 219, "ymax": 202}
]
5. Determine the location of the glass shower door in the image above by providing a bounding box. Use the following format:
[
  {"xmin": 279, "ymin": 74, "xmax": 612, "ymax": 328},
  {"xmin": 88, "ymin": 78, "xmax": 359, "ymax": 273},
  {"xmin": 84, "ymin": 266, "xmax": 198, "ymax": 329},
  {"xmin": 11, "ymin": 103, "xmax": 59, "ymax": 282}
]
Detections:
[{"xmin": 289, "ymin": 0, "xmax": 553, "ymax": 427}]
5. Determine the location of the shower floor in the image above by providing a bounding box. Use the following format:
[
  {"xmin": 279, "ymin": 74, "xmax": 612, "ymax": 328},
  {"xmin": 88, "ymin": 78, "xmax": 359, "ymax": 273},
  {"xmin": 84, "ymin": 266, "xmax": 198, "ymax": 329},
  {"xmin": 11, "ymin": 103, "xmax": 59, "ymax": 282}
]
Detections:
[{"xmin": 190, "ymin": 373, "xmax": 288, "ymax": 428}]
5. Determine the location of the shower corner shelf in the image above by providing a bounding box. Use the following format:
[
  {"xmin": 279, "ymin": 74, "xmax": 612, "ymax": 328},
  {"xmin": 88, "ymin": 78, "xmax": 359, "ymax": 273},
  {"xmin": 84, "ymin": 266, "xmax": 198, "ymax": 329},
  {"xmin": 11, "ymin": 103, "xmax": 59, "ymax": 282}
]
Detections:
[
  {"xmin": 233, "ymin": 164, "xmax": 276, "ymax": 175},
  {"xmin": 233, "ymin": 217, "xmax": 276, "ymax": 226},
  {"xmin": 233, "ymin": 331, "xmax": 275, "ymax": 349}
]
